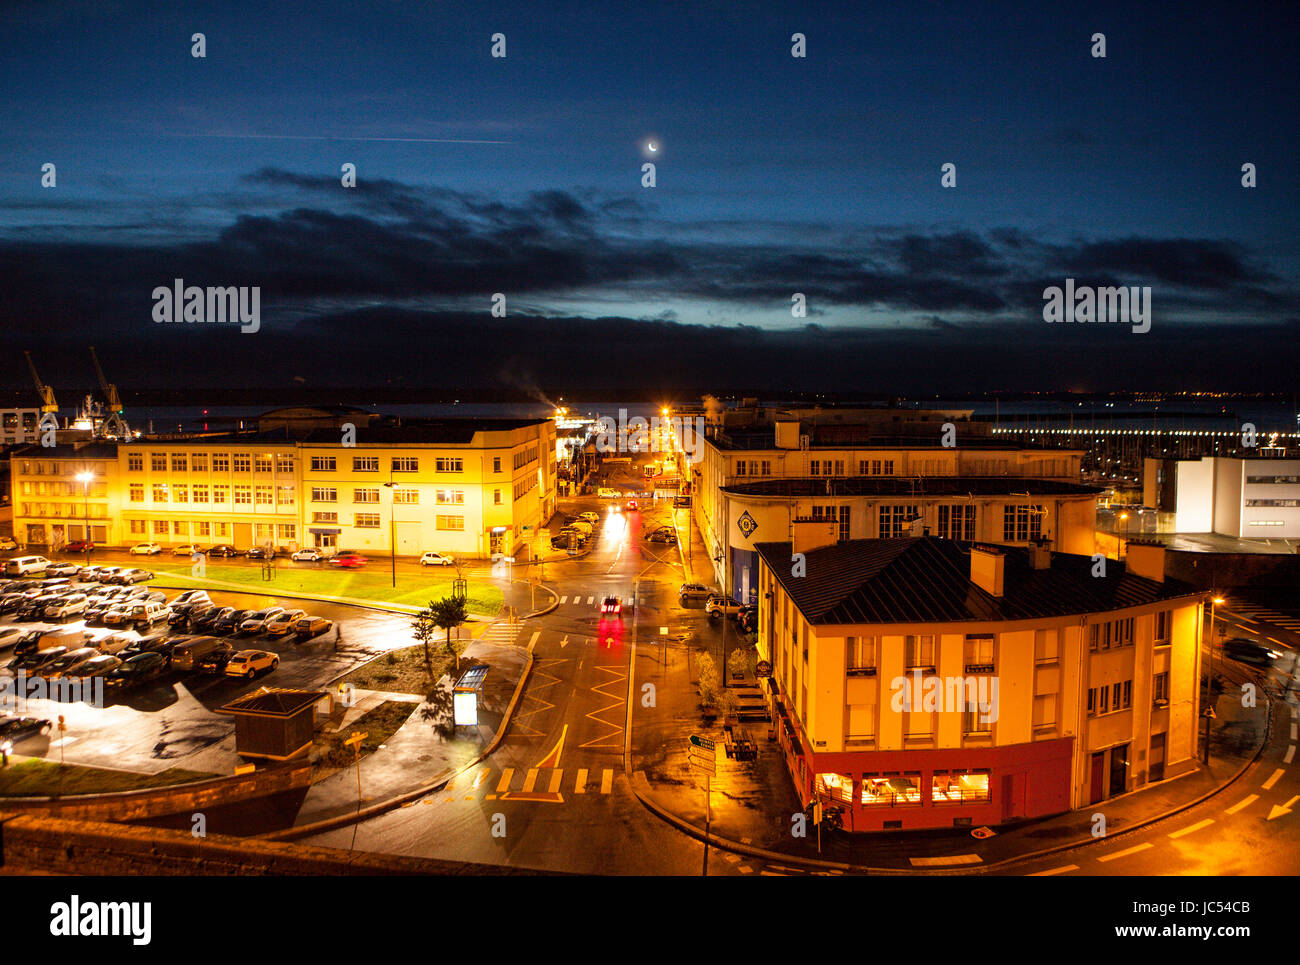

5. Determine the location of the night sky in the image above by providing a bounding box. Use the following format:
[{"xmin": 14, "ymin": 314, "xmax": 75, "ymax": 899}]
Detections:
[{"xmin": 1, "ymin": 0, "xmax": 1296, "ymax": 397}]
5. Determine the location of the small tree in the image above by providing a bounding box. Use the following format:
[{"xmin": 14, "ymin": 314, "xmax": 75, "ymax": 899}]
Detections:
[
  {"xmin": 430, "ymin": 596, "xmax": 470, "ymax": 674},
  {"xmin": 696, "ymin": 650, "xmax": 736, "ymax": 718},
  {"xmin": 727, "ymin": 644, "xmax": 758, "ymax": 682}
]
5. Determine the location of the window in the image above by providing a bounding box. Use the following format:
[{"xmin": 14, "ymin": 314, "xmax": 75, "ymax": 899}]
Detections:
[
  {"xmin": 937, "ymin": 504, "xmax": 976, "ymax": 540},
  {"xmin": 197, "ymin": 521, "xmax": 211, "ymax": 537},
  {"xmin": 392, "ymin": 456, "xmax": 418, "ymax": 472},
  {"xmin": 354, "ymin": 513, "xmax": 381, "ymax": 528},
  {"xmin": 904, "ymin": 634, "xmax": 935, "ymax": 670},
  {"xmin": 815, "ymin": 772, "xmax": 854, "ymax": 804},
  {"xmin": 212, "ymin": 485, "xmax": 229, "ymax": 504},
  {"xmin": 173, "ymin": 484, "xmax": 188, "ymax": 504},
  {"xmin": 191, "ymin": 453, "xmax": 208, "ymax": 472},
  {"xmin": 436, "ymin": 490, "xmax": 465, "ymax": 505},
  {"xmin": 735, "ymin": 460, "xmax": 747, "ymax": 476},
  {"xmin": 393, "ymin": 488, "xmax": 419, "ymax": 505},
  {"xmin": 255, "ymin": 486, "xmax": 274, "ymax": 506},
  {"xmin": 932, "ymin": 770, "xmax": 990, "ymax": 803},
  {"xmin": 1002, "ymin": 504, "xmax": 1044, "ymax": 541},
  {"xmin": 963, "ymin": 634, "xmax": 995, "ymax": 673},
  {"xmin": 129, "ymin": 519, "xmax": 146, "ymax": 534},
  {"xmin": 1090, "ymin": 617, "xmax": 1134, "ymax": 651},
  {"xmin": 312, "ymin": 487, "xmax": 338, "ymax": 503},
  {"xmin": 493, "ymin": 457, "xmax": 501, "ymax": 473},
  {"xmin": 1033, "ymin": 694, "xmax": 1058, "ymax": 730},
  {"xmin": 879, "ymin": 504, "xmax": 920, "ymax": 538},
  {"xmin": 1155, "ymin": 610, "xmax": 1172, "ymax": 644},
  {"xmin": 353, "ymin": 457, "xmax": 379, "ymax": 472},
  {"xmin": 311, "ymin": 456, "xmax": 337, "ymax": 472},
  {"xmin": 353, "ymin": 488, "xmax": 380, "ymax": 504},
  {"xmin": 129, "ymin": 484, "xmax": 144, "ymax": 503},
  {"xmin": 312, "ymin": 512, "xmax": 338, "ymax": 523},
  {"xmin": 809, "ymin": 460, "xmax": 820, "ymax": 476},
  {"xmin": 1153, "ymin": 672, "xmax": 1170, "ymax": 703},
  {"xmin": 233, "ymin": 486, "xmax": 252, "ymax": 506},
  {"xmin": 171, "ymin": 454, "xmax": 187, "ymax": 473},
  {"xmin": 1034, "ymin": 628, "xmax": 1058, "ymax": 664},
  {"xmin": 151, "ymin": 454, "xmax": 167, "ymax": 472},
  {"xmin": 846, "ymin": 636, "xmax": 876, "ymax": 675},
  {"xmin": 153, "ymin": 520, "xmax": 168, "ymax": 535},
  {"xmin": 833, "ymin": 459, "xmax": 845, "ymax": 476},
  {"xmin": 212, "ymin": 453, "xmax": 230, "ymax": 472},
  {"xmin": 860, "ymin": 773, "xmax": 922, "ymax": 807},
  {"xmin": 254, "ymin": 455, "xmax": 273, "ymax": 473},
  {"xmin": 494, "ymin": 489, "xmax": 502, "ymax": 505},
  {"xmin": 192, "ymin": 484, "xmax": 209, "ymax": 503},
  {"xmin": 278, "ymin": 524, "xmax": 296, "ymax": 540},
  {"xmin": 127, "ymin": 453, "xmax": 144, "ymax": 472},
  {"xmin": 436, "ymin": 457, "xmax": 463, "ymax": 473},
  {"xmin": 152, "ymin": 484, "xmax": 169, "ymax": 503},
  {"xmin": 275, "ymin": 456, "xmax": 293, "ymax": 473},
  {"xmin": 437, "ymin": 515, "xmax": 465, "ymax": 531},
  {"xmin": 232, "ymin": 454, "xmax": 251, "ymax": 473}
]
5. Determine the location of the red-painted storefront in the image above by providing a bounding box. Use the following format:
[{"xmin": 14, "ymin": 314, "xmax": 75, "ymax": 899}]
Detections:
[{"xmin": 771, "ymin": 691, "xmax": 1074, "ymax": 832}]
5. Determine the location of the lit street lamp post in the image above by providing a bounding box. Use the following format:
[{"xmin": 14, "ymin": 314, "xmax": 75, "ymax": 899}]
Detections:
[
  {"xmin": 383, "ymin": 474, "xmax": 397, "ymax": 588},
  {"xmin": 76, "ymin": 470, "xmax": 94, "ymax": 559}
]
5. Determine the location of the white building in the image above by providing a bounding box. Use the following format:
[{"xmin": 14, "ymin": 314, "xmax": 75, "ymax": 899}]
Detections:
[{"xmin": 1174, "ymin": 457, "xmax": 1300, "ymax": 539}]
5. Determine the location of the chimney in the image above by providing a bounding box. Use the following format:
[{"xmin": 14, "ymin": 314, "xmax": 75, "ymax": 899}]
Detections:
[
  {"xmin": 1028, "ymin": 535, "xmax": 1052, "ymax": 570},
  {"xmin": 1125, "ymin": 541, "xmax": 1166, "ymax": 583},
  {"xmin": 970, "ymin": 545, "xmax": 1005, "ymax": 597}
]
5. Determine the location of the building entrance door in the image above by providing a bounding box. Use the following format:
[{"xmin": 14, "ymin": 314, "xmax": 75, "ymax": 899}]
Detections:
[
  {"xmin": 1149, "ymin": 733, "xmax": 1166, "ymax": 783},
  {"xmin": 1089, "ymin": 752, "xmax": 1105, "ymax": 804},
  {"xmin": 1108, "ymin": 743, "xmax": 1129, "ymax": 798}
]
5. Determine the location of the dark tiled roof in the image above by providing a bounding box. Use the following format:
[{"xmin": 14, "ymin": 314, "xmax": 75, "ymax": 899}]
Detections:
[
  {"xmin": 218, "ymin": 687, "xmax": 327, "ymax": 717},
  {"xmin": 753, "ymin": 537, "xmax": 1203, "ymax": 625},
  {"xmin": 724, "ymin": 477, "xmax": 1101, "ymax": 498},
  {"xmin": 10, "ymin": 442, "xmax": 122, "ymax": 459},
  {"xmin": 709, "ymin": 429, "xmax": 1083, "ymax": 453},
  {"xmin": 134, "ymin": 418, "xmax": 549, "ymax": 447}
]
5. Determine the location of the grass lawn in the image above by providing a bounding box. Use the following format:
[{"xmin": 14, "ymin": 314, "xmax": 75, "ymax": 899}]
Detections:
[
  {"xmin": 148, "ymin": 560, "xmax": 502, "ymax": 615},
  {"xmin": 338, "ymin": 645, "xmax": 455, "ymax": 697},
  {"xmin": 314, "ymin": 700, "xmax": 420, "ymax": 769},
  {"xmin": 0, "ymin": 759, "xmax": 217, "ymax": 797}
]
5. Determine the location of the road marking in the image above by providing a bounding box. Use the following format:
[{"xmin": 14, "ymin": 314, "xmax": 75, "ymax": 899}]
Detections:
[
  {"xmin": 1168, "ymin": 818, "xmax": 1214, "ymax": 839},
  {"xmin": 559, "ymin": 596, "xmax": 567, "ymax": 604},
  {"xmin": 528, "ymin": 630, "xmax": 540, "ymax": 651},
  {"xmin": 1098, "ymin": 843, "xmax": 1153, "ymax": 863},
  {"xmin": 1285, "ymin": 745, "xmax": 1296, "ymax": 765},
  {"xmin": 575, "ymin": 768, "xmax": 588, "ymax": 793},
  {"xmin": 1262, "ymin": 768, "xmax": 1286, "ymax": 791},
  {"xmin": 472, "ymin": 768, "xmax": 490, "ymax": 790},
  {"xmin": 909, "ymin": 854, "xmax": 982, "ymax": 867},
  {"xmin": 560, "ymin": 635, "xmax": 569, "ymax": 649},
  {"xmin": 1267, "ymin": 796, "xmax": 1298, "ymax": 821},
  {"xmin": 1224, "ymin": 794, "xmax": 1259, "ymax": 815},
  {"xmin": 548, "ymin": 768, "xmax": 563, "ymax": 793},
  {"xmin": 523, "ymin": 768, "xmax": 539, "ymax": 792},
  {"xmin": 587, "ymin": 596, "xmax": 595, "ymax": 605},
  {"xmin": 496, "ymin": 768, "xmax": 513, "ymax": 793},
  {"xmin": 537, "ymin": 724, "xmax": 567, "ymax": 769},
  {"xmin": 1028, "ymin": 864, "xmax": 1078, "ymax": 876},
  {"xmin": 601, "ymin": 768, "xmax": 613, "ymax": 794},
  {"xmin": 1292, "ymin": 723, "xmax": 1298, "ymax": 741}
]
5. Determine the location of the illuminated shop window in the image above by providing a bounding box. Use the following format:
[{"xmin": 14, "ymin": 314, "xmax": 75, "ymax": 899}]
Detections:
[
  {"xmin": 932, "ymin": 769, "xmax": 991, "ymax": 804},
  {"xmin": 860, "ymin": 772, "xmax": 922, "ymax": 807},
  {"xmin": 815, "ymin": 772, "xmax": 853, "ymax": 803}
]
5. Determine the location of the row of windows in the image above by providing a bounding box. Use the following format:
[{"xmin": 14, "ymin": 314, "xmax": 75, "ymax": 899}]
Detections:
[
  {"xmin": 1087, "ymin": 680, "xmax": 1133, "ymax": 716},
  {"xmin": 126, "ymin": 519, "xmax": 296, "ymax": 540},
  {"xmin": 310, "ymin": 487, "xmax": 460, "ymax": 505},
  {"xmin": 18, "ymin": 481, "xmax": 108, "ymax": 498},
  {"xmin": 128, "ymin": 453, "xmax": 294, "ymax": 474},
  {"xmin": 513, "ymin": 446, "xmax": 539, "ymax": 471},
  {"xmin": 130, "ymin": 484, "xmax": 295, "ymax": 508},
  {"xmin": 513, "ymin": 475, "xmax": 538, "ymax": 501},
  {"xmin": 1090, "ymin": 617, "xmax": 1135, "ymax": 651},
  {"xmin": 18, "ymin": 503, "xmax": 108, "ymax": 518},
  {"xmin": 18, "ymin": 461, "xmax": 109, "ymax": 477},
  {"xmin": 816, "ymin": 770, "xmax": 991, "ymax": 807},
  {"xmin": 1245, "ymin": 499, "xmax": 1300, "ymax": 507},
  {"xmin": 846, "ymin": 634, "xmax": 995, "ymax": 674}
]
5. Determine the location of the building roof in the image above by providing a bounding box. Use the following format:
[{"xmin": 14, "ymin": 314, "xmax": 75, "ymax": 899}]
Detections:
[
  {"xmin": 130, "ymin": 418, "xmax": 550, "ymax": 448},
  {"xmin": 753, "ymin": 537, "xmax": 1202, "ymax": 626},
  {"xmin": 723, "ymin": 477, "xmax": 1102, "ymax": 499},
  {"xmin": 218, "ymin": 687, "xmax": 327, "ymax": 718},
  {"xmin": 709, "ymin": 428, "xmax": 1083, "ymax": 453},
  {"xmin": 10, "ymin": 442, "xmax": 122, "ymax": 460}
]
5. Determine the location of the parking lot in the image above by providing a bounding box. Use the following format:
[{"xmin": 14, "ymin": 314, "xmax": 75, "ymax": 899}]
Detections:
[{"xmin": 0, "ymin": 567, "xmax": 416, "ymax": 779}]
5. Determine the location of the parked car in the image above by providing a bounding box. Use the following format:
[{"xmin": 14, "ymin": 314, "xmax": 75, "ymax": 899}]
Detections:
[
  {"xmin": 568, "ymin": 521, "xmax": 593, "ymax": 536},
  {"xmin": 68, "ymin": 654, "xmax": 123, "ymax": 679},
  {"xmin": 117, "ymin": 633, "xmax": 175, "ymax": 662},
  {"xmin": 291, "ymin": 547, "xmax": 329, "ymax": 562},
  {"xmin": 678, "ymin": 583, "xmax": 713, "ymax": 600},
  {"xmin": 104, "ymin": 651, "xmax": 170, "ymax": 689},
  {"xmin": 0, "ymin": 715, "xmax": 52, "ymax": 742},
  {"xmin": 673, "ymin": 496, "xmax": 691, "ymax": 508},
  {"xmin": 705, "ymin": 594, "xmax": 743, "ymax": 618},
  {"xmin": 43, "ymin": 647, "xmax": 102, "ymax": 679},
  {"xmin": 16, "ymin": 593, "xmax": 67, "ymax": 621},
  {"xmin": 225, "ymin": 649, "xmax": 279, "ymax": 679},
  {"xmin": 245, "ymin": 546, "xmax": 276, "ymax": 560},
  {"xmin": 90, "ymin": 565, "xmax": 125, "ymax": 583},
  {"xmin": 293, "ymin": 615, "xmax": 333, "ymax": 641},
  {"xmin": 0, "ymin": 627, "xmax": 25, "ymax": 652},
  {"xmin": 0, "ymin": 536, "xmax": 19, "ymax": 551},
  {"xmin": 75, "ymin": 564, "xmax": 105, "ymax": 581},
  {"xmin": 129, "ymin": 542, "xmax": 163, "ymax": 556},
  {"xmin": 329, "ymin": 553, "xmax": 368, "ymax": 569},
  {"xmin": 3, "ymin": 555, "xmax": 51, "ymax": 576},
  {"xmin": 213, "ymin": 608, "xmax": 254, "ymax": 635},
  {"xmin": 195, "ymin": 643, "xmax": 236, "ymax": 675},
  {"xmin": 43, "ymin": 561, "xmax": 83, "ymax": 578},
  {"xmin": 63, "ymin": 539, "xmax": 95, "ymax": 553},
  {"xmin": 172, "ymin": 544, "xmax": 205, "ymax": 557},
  {"xmin": 193, "ymin": 606, "xmax": 234, "ymax": 634},
  {"xmin": 738, "ymin": 607, "xmax": 759, "ymax": 633},
  {"xmin": 420, "ymin": 551, "xmax": 455, "ymax": 567},
  {"xmin": 647, "ymin": 528, "xmax": 677, "ymax": 544},
  {"xmin": 597, "ymin": 488, "xmax": 620, "ymax": 498},
  {"xmin": 3, "ymin": 646, "xmax": 70, "ymax": 678},
  {"xmin": 550, "ymin": 534, "xmax": 572, "ymax": 550},
  {"xmin": 124, "ymin": 601, "xmax": 169, "ymax": 631},
  {"xmin": 600, "ymin": 595, "xmax": 623, "ymax": 616},
  {"xmin": 238, "ymin": 607, "xmax": 286, "ymax": 635},
  {"xmin": 108, "ymin": 568, "xmax": 154, "ymax": 585},
  {"xmin": 265, "ymin": 609, "xmax": 307, "ymax": 637},
  {"xmin": 170, "ymin": 589, "xmax": 212, "ymax": 609},
  {"xmin": 1220, "ymin": 638, "xmax": 1282, "ymax": 667},
  {"xmin": 576, "ymin": 512, "xmax": 599, "ymax": 524},
  {"xmin": 88, "ymin": 632, "xmax": 138, "ymax": 656},
  {"xmin": 207, "ymin": 544, "xmax": 240, "ymax": 558},
  {"xmin": 170, "ymin": 636, "xmax": 228, "ymax": 672},
  {"xmin": 625, "ymin": 499, "xmax": 639, "ymax": 511},
  {"xmin": 45, "ymin": 593, "xmax": 89, "ymax": 620}
]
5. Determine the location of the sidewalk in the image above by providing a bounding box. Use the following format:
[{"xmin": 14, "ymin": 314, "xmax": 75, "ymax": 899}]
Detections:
[
  {"xmin": 279, "ymin": 638, "xmax": 530, "ymax": 832},
  {"xmin": 630, "ymin": 640, "xmax": 1275, "ymax": 873}
]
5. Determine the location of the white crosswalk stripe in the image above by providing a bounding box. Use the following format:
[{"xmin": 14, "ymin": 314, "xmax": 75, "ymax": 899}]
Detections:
[{"xmin": 472, "ymin": 766, "xmax": 616, "ymax": 798}]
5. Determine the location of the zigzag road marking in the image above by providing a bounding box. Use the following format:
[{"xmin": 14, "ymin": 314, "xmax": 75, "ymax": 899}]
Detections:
[{"xmin": 579, "ymin": 665, "xmax": 628, "ymax": 750}]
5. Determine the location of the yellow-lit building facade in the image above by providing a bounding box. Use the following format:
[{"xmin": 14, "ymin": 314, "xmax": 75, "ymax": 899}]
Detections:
[
  {"xmin": 754, "ymin": 533, "xmax": 1204, "ymax": 832},
  {"xmin": 9, "ymin": 418, "xmax": 556, "ymax": 559}
]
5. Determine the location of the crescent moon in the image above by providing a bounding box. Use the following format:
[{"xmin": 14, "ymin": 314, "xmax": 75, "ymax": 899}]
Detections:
[{"xmin": 647, "ymin": 141, "xmax": 658, "ymax": 153}]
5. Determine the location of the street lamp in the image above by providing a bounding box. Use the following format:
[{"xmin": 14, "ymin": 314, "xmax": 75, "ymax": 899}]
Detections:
[
  {"xmin": 383, "ymin": 475, "xmax": 397, "ymax": 588},
  {"xmin": 76, "ymin": 470, "xmax": 94, "ymax": 558}
]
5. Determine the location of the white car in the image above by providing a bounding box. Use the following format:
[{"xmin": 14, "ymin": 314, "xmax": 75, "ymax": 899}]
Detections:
[
  {"xmin": 172, "ymin": 544, "xmax": 205, "ymax": 557},
  {"xmin": 291, "ymin": 547, "xmax": 329, "ymax": 562},
  {"xmin": 3, "ymin": 555, "xmax": 51, "ymax": 576},
  {"xmin": 420, "ymin": 551, "xmax": 455, "ymax": 567},
  {"xmin": 577, "ymin": 512, "xmax": 599, "ymax": 524},
  {"xmin": 43, "ymin": 561, "xmax": 82, "ymax": 578},
  {"xmin": 45, "ymin": 593, "xmax": 89, "ymax": 620},
  {"xmin": 0, "ymin": 536, "xmax": 18, "ymax": 551},
  {"xmin": 130, "ymin": 542, "xmax": 163, "ymax": 556}
]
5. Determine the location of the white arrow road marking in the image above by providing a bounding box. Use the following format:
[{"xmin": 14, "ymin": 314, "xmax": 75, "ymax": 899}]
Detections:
[
  {"xmin": 1267, "ymin": 797, "xmax": 1298, "ymax": 821},
  {"xmin": 560, "ymin": 635, "xmax": 569, "ymax": 649}
]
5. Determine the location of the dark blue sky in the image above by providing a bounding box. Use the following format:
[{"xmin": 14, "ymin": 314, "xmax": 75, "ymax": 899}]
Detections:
[{"xmin": 1, "ymin": 0, "xmax": 1296, "ymax": 395}]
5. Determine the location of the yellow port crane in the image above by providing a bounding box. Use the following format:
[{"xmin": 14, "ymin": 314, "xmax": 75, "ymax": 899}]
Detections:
[
  {"xmin": 89, "ymin": 345, "xmax": 124, "ymax": 415},
  {"xmin": 23, "ymin": 351, "xmax": 58, "ymax": 414}
]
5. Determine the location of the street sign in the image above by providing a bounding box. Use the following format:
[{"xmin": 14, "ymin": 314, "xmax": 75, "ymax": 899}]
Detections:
[
  {"xmin": 686, "ymin": 752, "xmax": 715, "ymax": 775},
  {"xmin": 688, "ymin": 734, "xmax": 715, "ymax": 750}
]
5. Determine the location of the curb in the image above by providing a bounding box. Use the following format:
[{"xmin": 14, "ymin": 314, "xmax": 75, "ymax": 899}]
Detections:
[
  {"xmin": 144, "ymin": 579, "xmax": 496, "ymax": 621},
  {"xmin": 629, "ymin": 693, "xmax": 1275, "ymax": 876},
  {"xmin": 523, "ymin": 582, "xmax": 560, "ymax": 620},
  {"xmin": 259, "ymin": 647, "xmax": 537, "ymax": 842}
]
